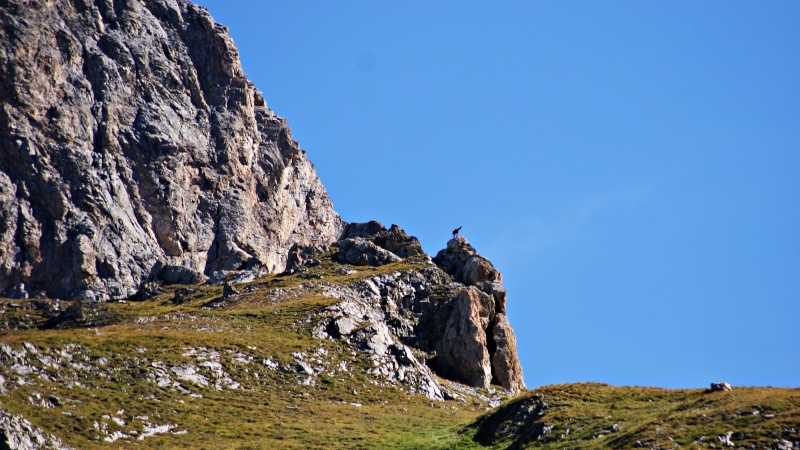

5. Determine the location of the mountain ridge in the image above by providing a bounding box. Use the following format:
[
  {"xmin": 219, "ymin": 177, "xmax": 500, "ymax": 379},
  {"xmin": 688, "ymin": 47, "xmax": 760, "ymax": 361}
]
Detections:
[{"xmin": 2, "ymin": 1, "xmax": 798, "ymax": 449}]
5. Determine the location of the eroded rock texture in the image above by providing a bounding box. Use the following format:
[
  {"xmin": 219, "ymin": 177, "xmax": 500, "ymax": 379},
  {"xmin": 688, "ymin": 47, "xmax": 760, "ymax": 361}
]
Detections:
[
  {"xmin": 434, "ymin": 236, "xmax": 525, "ymax": 394},
  {"xmin": 1, "ymin": 407, "xmax": 71, "ymax": 450},
  {"xmin": 0, "ymin": 0, "xmax": 343, "ymax": 300},
  {"xmin": 305, "ymin": 223, "xmax": 526, "ymax": 395}
]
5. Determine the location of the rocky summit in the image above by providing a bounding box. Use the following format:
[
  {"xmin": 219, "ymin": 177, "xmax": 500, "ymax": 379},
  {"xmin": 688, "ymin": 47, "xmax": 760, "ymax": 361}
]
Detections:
[
  {"xmin": 0, "ymin": 0, "xmax": 533, "ymax": 448},
  {"xmin": 0, "ymin": 0, "xmax": 342, "ymax": 302}
]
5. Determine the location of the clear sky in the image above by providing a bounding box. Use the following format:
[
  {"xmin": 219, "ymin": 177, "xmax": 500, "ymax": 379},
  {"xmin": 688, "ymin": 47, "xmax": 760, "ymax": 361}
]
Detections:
[{"xmin": 194, "ymin": 1, "xmax": 800, "ymax": 389}]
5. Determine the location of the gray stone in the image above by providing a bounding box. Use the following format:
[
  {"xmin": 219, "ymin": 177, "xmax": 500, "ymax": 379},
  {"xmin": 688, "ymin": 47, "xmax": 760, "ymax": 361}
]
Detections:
[
  {"xmin": 335, "ymin": 238, "xmax": 401, "ymax": 266},
  {"xmin": 0, "ymin": 0, "xmax": 343, "ymax": 301},
  {"xmin": 61, "ymin": 299, "xmax": 85, "ymax": 321},
  {"xmin": 711, "ymin": 381, "xmax": 732, "ymax": 392},
  {"xmin": 285, "ymin": 243, "xmax": 329, "ymax": 273},
  {"xmin": 158, "ymin": 265, "xmax": 207, "ymax": 285},
  {"xmin": 717, "ymin": 431, "xmax": 735, "ymax": 447},
  {"xmin": 334, "ymin": 316, "xmax": 362, "ymax": 336},
  {"xmin": 336, "ymin": 221, "xmax": 424, "ymax": 263},
  {"xmin": 133, "ymin": 282, "xmax": 163, "ymax": 301},
  {"xmin": 0, "ymin": 408, "xmax": 71, "ymax": 449}
]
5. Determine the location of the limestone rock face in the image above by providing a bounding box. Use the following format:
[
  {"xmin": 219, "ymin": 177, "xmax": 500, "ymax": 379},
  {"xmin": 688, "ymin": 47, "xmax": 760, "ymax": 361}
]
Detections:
[
  {"xmin": 491, "ymin": 313, "xmax": 525, "ymax": 394},
  {"xmin": 0, "ymin": 0, "xmax": 343, "ymax": 300},
  {"xmin": 309, "ymin": 233, "xmax": 525, "ymax": 395},
  {"xmin": 434, "ymin": 287, "xmax": 494, "ymax": 389}
]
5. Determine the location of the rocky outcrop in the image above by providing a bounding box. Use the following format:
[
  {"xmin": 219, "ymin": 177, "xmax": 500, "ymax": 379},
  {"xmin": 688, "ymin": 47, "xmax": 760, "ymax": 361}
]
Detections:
[
  {"xmin": 340, "ymin": 221, "xmax": 424, "ymax": 258},
  {"xmin": 1, "ymin": 408, "xmax": 71, "ymax": 450},
  {"xmin": 711, "ymin": 381, "xmax": 733, "ymax": 392},
  {"xmin": 312, "ymin": 268, "xmax": 476, "ymax": 400},
  {"xmin": 433, "ymin": 236, "xmax": 525, "ymax": 394},
  {"xmin": 308, "ymin": 229, "xmax": 525, "ymax": 395},
  {"xmin": 434, "ymin": 237, "xmax": 502, "ymax": 288},
  {"xmin": 332, "ymin": 221, "xmax": 423, "ymax": 266},
  {"xmin": 335, "ymin": 238, "xmax": 402, "ymax": 267},
  {"xmin": 0, "ymin": 0, "xmax": 342, "ymax": 301},
  {"xmin": 433, "ymin": 287, "xmax": 495, "ymax": 389}
]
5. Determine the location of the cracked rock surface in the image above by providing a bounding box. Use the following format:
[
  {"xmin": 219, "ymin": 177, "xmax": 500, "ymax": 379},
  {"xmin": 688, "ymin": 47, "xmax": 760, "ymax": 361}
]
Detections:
[
  {"xmin": 0, "ymin": 0, "xmax": 343, "ymax": 301},
  {"xmin": 307, "ymin": 224, "xmax": 525, "ymax": 395}
]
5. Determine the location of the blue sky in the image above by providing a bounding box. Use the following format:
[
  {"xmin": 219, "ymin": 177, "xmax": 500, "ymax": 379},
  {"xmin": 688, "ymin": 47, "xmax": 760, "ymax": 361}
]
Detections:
[{"xmin": 194, "ymin": 1, "xmax": 800, "ymax": 389}]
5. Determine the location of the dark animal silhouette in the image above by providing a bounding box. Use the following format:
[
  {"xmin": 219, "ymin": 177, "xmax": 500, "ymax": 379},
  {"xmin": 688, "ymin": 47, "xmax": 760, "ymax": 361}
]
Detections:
[{"xmin": 452, "ymin": 226, "xmax": 462, "ymax": 237}]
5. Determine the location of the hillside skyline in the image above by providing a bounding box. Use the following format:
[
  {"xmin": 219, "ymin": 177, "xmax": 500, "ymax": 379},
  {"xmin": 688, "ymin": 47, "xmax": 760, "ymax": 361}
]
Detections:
[{"xmin": 194, "ymin": 0, "xmax": 800, "ymax": 389}]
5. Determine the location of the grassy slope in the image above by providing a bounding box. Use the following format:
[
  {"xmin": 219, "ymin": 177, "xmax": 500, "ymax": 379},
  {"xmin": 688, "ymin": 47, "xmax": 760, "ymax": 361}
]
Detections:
[
  {"xmin": 0, "ymin": 259, "xmax": 490, "ymax": 449},
  {"xmin": 458, "ymin": 383, "xmax": 800, "ymax": 449},
  {"xmin": 1, "ymin": 257, "xmax": 797, "ymax": 449}
]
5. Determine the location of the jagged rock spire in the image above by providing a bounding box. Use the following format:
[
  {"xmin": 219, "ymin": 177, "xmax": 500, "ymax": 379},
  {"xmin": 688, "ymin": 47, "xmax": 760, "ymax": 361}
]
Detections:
[{"xmin": 434, "ymin": 236, "xmax": 525, "ymax": 394}]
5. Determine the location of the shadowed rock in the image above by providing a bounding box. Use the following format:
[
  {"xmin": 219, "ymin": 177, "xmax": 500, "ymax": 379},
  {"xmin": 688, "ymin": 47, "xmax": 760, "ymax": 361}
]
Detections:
[
  {"xmin": 433, "ymin": 287, "xmax": 495, "ymax": 389},
  {"xmin": 333, "ymin": 221, "xmax": 423, "ymax": 266},
  {"xmin": 1, "ymin": 408, "xmax": 71, "ymax": 449},
  {"xmin": 335, "ymin": 238, "xmax": 402, "ymax": 266}
]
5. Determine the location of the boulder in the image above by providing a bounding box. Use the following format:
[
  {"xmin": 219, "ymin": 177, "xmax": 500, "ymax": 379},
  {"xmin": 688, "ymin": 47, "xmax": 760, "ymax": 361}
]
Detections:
[
  {"xmin": 6, "ymin": 284, "xmax": 29, "ymax": 300},
  {"xmin": 335, "ymin": 238, "xmax": 401, "ymax": 266},
  {"xmin": 158, "ymin": 265, "xmax": 207, "ymax": 285},
  {"xmin": 434, "ymin": 237, "xmax": 501, "ymax": 286},
  {"xmin": 132, "ymin": 282, "xmax": 163, "ymax": 301},
  {"xmin": 718, "ymin": 431, "xmax": 735, "ymax": 447},
  {"xmin": 285, "ymin": 243, "xmax": 328, "ymax": 273},
  {"xmin": 710, "ymin": 381, "xmax": 733, "ymax": 392},
  {"xmin": 381, "ymin": 224, "xmax": 424, "ymax": 258},
  {"xmin": 336, "ymin": 221, "xmax": 424, "ymax": 263}
]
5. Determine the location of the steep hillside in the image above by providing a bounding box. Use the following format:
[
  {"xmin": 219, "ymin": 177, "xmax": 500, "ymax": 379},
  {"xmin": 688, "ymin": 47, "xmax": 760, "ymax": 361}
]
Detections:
[
  {"xmin": 458, "ymin": 383, "xmax": 800, "ymax": 449},
  {"xmin": 2, "ymin": 268, "xmax": 798, "ymax": 450},
  {"xmin": 0, "ymin": 235, "xmax": 520, "ymax": 449}
]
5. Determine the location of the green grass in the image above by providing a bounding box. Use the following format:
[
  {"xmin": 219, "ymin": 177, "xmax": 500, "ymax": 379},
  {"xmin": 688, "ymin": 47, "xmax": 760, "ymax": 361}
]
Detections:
[
  {"xmin": 0, "ymin": 258, "xmax": 485, "ymax": 449},
  {"xmin": 2, "ymin": 256, "xmax": 798, "ymax": 449},
  {"xmin": 456, "ymin": 383, "xmax": 800, "ymax": 449}
]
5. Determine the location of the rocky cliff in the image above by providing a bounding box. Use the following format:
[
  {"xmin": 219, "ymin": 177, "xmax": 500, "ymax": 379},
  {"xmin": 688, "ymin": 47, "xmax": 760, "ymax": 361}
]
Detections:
[
  {"xmin": 0, "ymin": 2, "xmax": 530, "ymax": 447},
  {"xmin": 0, "ymin": 0, "xmax": 343, "ymax": 301},
  {"xmin": 306, "ymin": 221, "xmax": 525, "ymax": 395}
]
